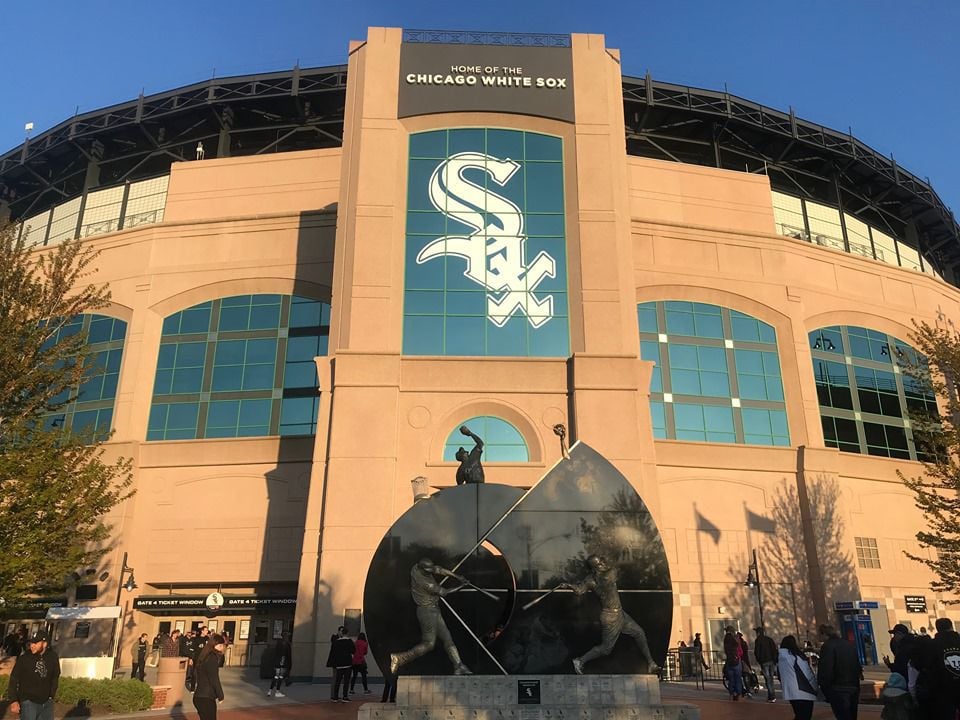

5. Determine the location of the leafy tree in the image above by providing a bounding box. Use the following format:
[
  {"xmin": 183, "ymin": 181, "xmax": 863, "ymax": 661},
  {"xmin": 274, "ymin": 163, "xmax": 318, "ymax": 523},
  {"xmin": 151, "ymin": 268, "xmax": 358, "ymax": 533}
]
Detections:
[
  {"xmin": 0, "ymin": 220, "xmax": 132, "ymax": 605},
  {"xmin": 899, "ymin": 320, "xmax": 960, "ymax": 597}
]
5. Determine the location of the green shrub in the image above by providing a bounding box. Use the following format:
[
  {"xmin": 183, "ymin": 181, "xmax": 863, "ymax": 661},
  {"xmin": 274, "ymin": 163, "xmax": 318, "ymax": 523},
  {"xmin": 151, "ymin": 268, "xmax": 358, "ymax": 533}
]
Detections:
[{"xmin": 1, "ymin": 673, "xmax": 152, "ymax": 712}]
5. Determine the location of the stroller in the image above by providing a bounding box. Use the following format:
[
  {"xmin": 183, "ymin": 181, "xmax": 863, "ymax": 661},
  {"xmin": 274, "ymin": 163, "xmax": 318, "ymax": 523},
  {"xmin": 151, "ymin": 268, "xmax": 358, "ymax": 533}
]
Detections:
[{"xmin": 722, "ymin": 663, "xmax": 761, "ymax": 696}]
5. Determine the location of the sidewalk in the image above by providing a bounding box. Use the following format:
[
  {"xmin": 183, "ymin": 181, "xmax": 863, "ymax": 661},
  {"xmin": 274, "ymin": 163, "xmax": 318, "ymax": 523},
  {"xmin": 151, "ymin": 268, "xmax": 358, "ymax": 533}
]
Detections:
[{"xmin": 8, "ymin": 668, "xmax": 886, "ymax": 720}]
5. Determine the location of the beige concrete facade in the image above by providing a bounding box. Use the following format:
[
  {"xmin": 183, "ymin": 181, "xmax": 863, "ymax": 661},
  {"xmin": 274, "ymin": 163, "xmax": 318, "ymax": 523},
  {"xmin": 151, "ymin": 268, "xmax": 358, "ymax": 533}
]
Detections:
[{"xmin": 13, "ymin": 28, "xmax": 959, "ymax": 676}]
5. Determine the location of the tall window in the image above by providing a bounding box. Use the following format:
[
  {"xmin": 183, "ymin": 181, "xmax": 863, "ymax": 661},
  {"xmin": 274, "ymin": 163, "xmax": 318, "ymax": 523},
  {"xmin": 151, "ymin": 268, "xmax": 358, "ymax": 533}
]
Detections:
[
  {"xmin": 442, "ymin": 416, "xmax": 528, "ymax": 462},
  {"xmin": 147, "ymin": 295, "xmax": 328, "ymax": 440},
  {"xmin": 44, "ymin": 314, "xmax": 127, "ymax": 440},
  {"xmin": 810, "ymin": 325, "xmax": 936, "ymax": 460},
  {"xmin": 403, "ymin": 128, "xmax": 569, "ymax": 357},
  {"xmin": 638, "ymin": 301, "xmax": 789, "ymax": 446},
  {"xmin": 854, "ymin": 537, "xmax": 881, "ymax": 569}
]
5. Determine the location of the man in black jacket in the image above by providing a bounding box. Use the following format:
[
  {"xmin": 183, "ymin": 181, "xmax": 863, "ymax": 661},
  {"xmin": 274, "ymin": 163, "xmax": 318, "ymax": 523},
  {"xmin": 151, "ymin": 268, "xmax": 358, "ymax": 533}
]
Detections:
[
  {"xmin": 916, "ymin": 617, "xmax": 960, "ymax": 719},
  {"xmin": 7, "ymin": 630, "xmax": 61, "ymax": 720},
  {"xmin": 328, "ymin": 627, "xmax": 355, "ymax": 703},
  {"xmin": 817, "ymin": 625, "xmax": 862, "ymax": 720},
  {"xmin": 753, "ymin": 627, "xmax": 778, "ymax": 703}
]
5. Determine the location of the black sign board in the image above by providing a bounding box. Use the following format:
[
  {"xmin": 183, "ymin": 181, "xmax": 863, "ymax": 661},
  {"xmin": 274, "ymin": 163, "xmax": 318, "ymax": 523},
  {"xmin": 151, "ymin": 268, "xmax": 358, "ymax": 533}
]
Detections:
[
  {"xmin": 398, "ymin": 42, "xmax": 574, "ymax": 122},
  {"xmin": 905, "ymin": 595, "xmax": 927, "ymax": 614},
  {"xmin": 518, "ymin": 680, "xmax": 540, "ymax": 704},
  {"xmin": 133, "ymin": 595, "xmax": 296, "ymax": 616}
]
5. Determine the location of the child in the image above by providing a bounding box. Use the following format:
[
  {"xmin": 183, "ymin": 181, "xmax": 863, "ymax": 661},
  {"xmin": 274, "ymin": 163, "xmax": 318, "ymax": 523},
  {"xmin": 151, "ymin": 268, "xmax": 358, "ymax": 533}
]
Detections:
[{"xmin": 880, "ymin": 673, "xmax": 917, "ymax": 720}]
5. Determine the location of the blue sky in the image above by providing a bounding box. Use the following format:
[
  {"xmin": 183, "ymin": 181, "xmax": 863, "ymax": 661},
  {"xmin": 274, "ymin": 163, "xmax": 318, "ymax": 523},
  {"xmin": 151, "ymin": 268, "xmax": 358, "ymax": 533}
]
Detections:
[{"xmin": 2, "ymin": 1, "xmax": 958, "ymax": 211}]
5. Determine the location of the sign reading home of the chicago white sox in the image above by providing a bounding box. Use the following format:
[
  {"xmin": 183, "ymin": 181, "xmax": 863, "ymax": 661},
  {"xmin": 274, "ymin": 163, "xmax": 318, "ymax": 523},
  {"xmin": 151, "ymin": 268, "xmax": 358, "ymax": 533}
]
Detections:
[{"xmin": 398, "ymin": 42, "xmax": 574, "ymax": 122}]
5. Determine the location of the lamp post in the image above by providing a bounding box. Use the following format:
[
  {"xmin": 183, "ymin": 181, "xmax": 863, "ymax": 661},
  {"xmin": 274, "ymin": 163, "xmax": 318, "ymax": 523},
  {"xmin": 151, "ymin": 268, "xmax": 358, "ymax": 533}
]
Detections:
[
  {"xmin": 111, "ymin": 552, "xmax": 138, "ymax": 673},
  {"xmin": 743, "ymin": 548, "xmax": 765, "ymax": 633}
]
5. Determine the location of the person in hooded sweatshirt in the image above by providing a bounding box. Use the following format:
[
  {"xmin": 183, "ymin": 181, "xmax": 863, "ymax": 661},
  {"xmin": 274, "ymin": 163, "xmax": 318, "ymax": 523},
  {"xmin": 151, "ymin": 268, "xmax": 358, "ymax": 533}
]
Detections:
[
  {"xmin": 916, "ymin": 617, "xmax": 960, "ymax": 720},
  {"xmin": 778, "ymin": 635, "xmax": 818, "ymax": 720},
  {"xmin": 6, "ymin": 630, "xmax": 60, "ymax": 720},
  {"xmin": 879, "ymin": 673, "xmax": 917, "ymax": 720}
]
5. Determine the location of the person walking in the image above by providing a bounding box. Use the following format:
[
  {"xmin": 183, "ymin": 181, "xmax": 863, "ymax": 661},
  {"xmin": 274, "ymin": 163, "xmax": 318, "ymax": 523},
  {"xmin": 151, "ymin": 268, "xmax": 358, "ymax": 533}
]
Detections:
[
  {"xmin": 778, "ymin": 635, "xmax": 818, "ymax": 720},
  {"xmin": 6, "ymin": 630, "xmax": 61, "ymax": 720},
  {"xmin": 130, "ymin": 633, "xmax": 149, "ymax": 681},
  {"xmin": 818, "ymin": 625, "xmax": 862, "ymax": 720},
  {"xmin": 192, "ymin": 634, "xmax": 226, "ymax": 720},
  {"xmin": 329, "ymin": 626, "xmax": 355, "ymax": 702},
  {"xmin": 722, "ymin": 626, "xmax": 744, "ymax": 700},
  {"xmin": 692, "ymin": 632, "xmax": 710, "ymax": 672},
  {"xmin": 754, "ymin": 626, "xmax": 779, "ymax": 702},
  {"xmin": 737, "ymin": 631, "xmax": 754, "ymax": 697},
  {"xmin": 266, "ymin": 633, "xmax": 292, "ymax": 698},
  {"xmin": 350, "ymin": 632, "xmax": 370, "ymax": 695}
]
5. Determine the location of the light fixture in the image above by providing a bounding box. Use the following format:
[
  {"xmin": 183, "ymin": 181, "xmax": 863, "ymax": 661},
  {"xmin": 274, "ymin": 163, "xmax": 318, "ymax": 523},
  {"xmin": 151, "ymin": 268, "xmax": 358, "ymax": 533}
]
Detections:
[
  {"xmin": 123, "ymin": 574, "xmax": 138, "ymax": 592},
  {"xmin": 411, "ymin": 476, "xmax": 430, "ymax": 502},
  {"xmin": 743, "ymin": 548, "xmax": 765, "ymax": 632}
]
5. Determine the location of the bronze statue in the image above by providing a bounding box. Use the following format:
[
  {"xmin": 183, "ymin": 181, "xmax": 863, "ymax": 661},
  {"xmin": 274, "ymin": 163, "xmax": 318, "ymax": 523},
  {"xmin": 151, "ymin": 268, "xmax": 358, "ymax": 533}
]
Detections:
[
  {"xmin": 559, "ymin": 555, "xmax": 659, "ymax": 674},
  {"xmin": 389, "ymin": 558, "xmax": 474, "ymax": 675},
  {"xmin": 455, "ymin": 425, "xmax": 485, "ymax": 484}
]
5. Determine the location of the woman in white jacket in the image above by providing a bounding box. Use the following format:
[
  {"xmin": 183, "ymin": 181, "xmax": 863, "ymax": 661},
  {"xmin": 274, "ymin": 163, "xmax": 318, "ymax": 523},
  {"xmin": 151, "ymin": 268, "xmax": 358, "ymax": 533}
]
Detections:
[{"xmin": 778, "ymin": 635, "xmax": 818, "ymax": 720}]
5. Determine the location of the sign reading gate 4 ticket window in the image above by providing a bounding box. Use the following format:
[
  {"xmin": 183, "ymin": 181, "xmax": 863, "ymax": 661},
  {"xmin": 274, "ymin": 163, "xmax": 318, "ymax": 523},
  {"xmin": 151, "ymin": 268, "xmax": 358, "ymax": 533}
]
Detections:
[{"xmin": 403, "ymin": 128, "xmax": 569, "ymax": 357}]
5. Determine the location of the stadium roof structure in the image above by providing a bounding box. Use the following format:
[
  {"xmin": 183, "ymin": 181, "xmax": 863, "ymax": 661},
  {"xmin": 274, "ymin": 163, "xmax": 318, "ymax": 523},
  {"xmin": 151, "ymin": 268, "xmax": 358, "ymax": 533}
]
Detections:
[{"xmin": 1, "ymin": 64, "xmax": 957, "ymax": 276}]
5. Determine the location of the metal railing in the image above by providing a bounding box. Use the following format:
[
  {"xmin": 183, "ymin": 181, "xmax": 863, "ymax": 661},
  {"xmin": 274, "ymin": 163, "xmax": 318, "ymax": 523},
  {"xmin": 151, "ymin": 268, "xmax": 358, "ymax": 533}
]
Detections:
[{"xmin": 660, "ymin": 649, "xmax": 729, "ymax": 688}]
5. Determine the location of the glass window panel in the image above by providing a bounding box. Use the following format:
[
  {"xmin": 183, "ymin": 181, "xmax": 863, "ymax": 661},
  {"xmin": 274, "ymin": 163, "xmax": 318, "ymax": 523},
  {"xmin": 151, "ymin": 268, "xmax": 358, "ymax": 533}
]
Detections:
[
  {"xmin": 403, "ymin": 316, "xmax": 444, "ymax": 354},
  {"xmin": 238, "ymin": 399, "xmax": 271, "ymax": 427},
  {"xmin": 176, "ymin": 342, "xmax": 207, "ymax": 368},
  {"xmin": 280, "ymin": 396, "xmax": 316, "ymax": 425},
  {"xmin": 179, "ymin": 306, "xmax": 212, "ymax": 334},
  {"xmin": 526, "ymin": 317, "xmax": 569, "ymax": 357},
  {"xmin": 207, "ymin": 400, "xmax": 240, "ymax": 428},
  {"xmin": 245, "ymin": 339, "xmax": 277, "ymax": 364},
  {"xmin": 735, "ymin": 349, "xmax": 764, "ymax": 374},
  {"xmin": 166, "ymin": 403, "xmax": 199, "ymax": 432},
  {"xmin": 674, "ymin": 404, "xmax": 705, "ymax": 431},
  {"xmin": 738, "ymin": 375, "xmax": 767, "ymax": 401},
  {"xmin": 638, "ymin": 303, "xmax": 658, "ymax": 333},
  {"xmin": 218, "ymin": 306, "xmax": 249, "ymax": 331},
  {"xmin": 290, "ymin": 299, "xmax": 323, "ymax": 328},
  {"xmin": 214, "ymin": 340, "xmax": 245, "ymax": 365},
  {"xmin": 700, "ymin": 371, "xmax": 729, "ymax": 397},
  {"xmin": 284, "ymin": 362, "xmax": 317, "ymax": 388},
  {"xmin": 671, "ymin": 369, "xmax": 701, "ymax": 395},
  {"xmin": 524, "ymin": 133, "xmax": 562, "ymax": 161},
  {"xmin": 211, "ymin": 365, "xmax": 243, "ymax": 392},
  {"xmin": 242, "ymin": 364, "xmax": 274, "ymax": 390},
  {"xmin": 698, "ymin": 346, "xmax": 727, "ymax": 371},
  {"xmin": 669, "ymin": 344, "xmax": 699, "ymax": 369},
  {"xmin": 249, "ymin": 304, "xmax": 281, "ymax": 330},
  {"xmin": 665, "ymin": 310, "xmax": 695, "ymax": 336},
  {"xmin": 694, "ymin": 313, "xmax": 723, "ymax": 339},
  {"xmin": 171, "ymin": 367, "xmax": 203, "ymax": 393},
  {"xmin": 286, "ymin": 336, "xmax": 319, "ymax": 362},
  {"xmin": 157, "ymin": 344, "xmax": 176, "ymax": 369},
  {"xmin": 703, "ymin": 405, "xmax": 734, "ymax": 433}
]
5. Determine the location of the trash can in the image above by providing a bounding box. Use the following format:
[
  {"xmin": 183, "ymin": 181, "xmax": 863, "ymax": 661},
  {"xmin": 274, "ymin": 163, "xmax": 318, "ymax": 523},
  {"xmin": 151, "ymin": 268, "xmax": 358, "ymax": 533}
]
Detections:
[{"xmin": 157, "ymin": 657, "xmax": 189, "ymax": 709}]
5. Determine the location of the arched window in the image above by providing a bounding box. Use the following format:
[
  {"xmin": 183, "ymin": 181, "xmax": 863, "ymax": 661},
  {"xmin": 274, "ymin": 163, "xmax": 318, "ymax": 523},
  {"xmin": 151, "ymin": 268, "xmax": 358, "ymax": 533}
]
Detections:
[
  {"xmin": 44, "ymin": 313, "xmax": 127, "ymax": 440},
  {"xmin": 147, "ymin": 294, "xmax": 329, "ymax": 440},
  {"xmin": 809, "ymin": 325, "xmax": 936, "ymax": 460},
  {"xmin": 443, "ymin": 416, "xmax": 529, "ymax": 462},
  {"xmin": 638, "ymin": 301, "xmax": 790, "ymax": 446}
]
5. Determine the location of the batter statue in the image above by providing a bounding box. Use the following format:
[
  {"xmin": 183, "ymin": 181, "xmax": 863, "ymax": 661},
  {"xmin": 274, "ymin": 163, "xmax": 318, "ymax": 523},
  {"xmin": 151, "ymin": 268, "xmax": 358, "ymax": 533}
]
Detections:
[
  {"xmin": 389, "ymin": 558, "xmax": 474, "ymax": 675},
  {"xmin": 560, "ymin": 555, "xmax": 659, "ymax": 675}
]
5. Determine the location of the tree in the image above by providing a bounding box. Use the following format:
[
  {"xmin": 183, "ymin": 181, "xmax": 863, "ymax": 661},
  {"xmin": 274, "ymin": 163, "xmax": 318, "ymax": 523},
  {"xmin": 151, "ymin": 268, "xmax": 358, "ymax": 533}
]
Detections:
[
  {"xmin": 0, "ymin": 220, "xmax": 132, "ymax": 605},
  {"xmin": 899, "ymin": 320, "xmax": 960, "ymax": 597}
]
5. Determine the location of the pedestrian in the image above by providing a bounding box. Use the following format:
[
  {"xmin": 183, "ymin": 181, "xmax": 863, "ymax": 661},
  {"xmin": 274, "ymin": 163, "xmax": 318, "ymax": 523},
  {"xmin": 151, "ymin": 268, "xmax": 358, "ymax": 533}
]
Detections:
[
  {"xmin": 778, "ymin": 635, "xmax": 818, "ymax": 720},
  {"xmin": 915, "ymin": 617, "xmax": 960, "ymax": 719},
  {"xmin": 161, "ymin": 630, "xmax": 181, "ymax": 657},
  {"xmin": 6, "ymin": 630, "xmax": 61, "ymax": 720},
  {"xmin": 737, "ymin": 631, "xmax": 754, "ymax": 697},
  {"xmin": 350, "ymin": 631, "xmax": 370, "ymax": 695},
  {"xmin": 328, "ymin": 626, "xmax": 355, "ymax": 702},
  {"xmin": 192, "ymin": 633, "xmax": 226, "ymax": 720},
  {"xmin": 722, "ymin": 626, "xmax": 744, "ymax": 701},
  {"xmin": 817, "ymin": 624, "xmax": 862, "ymax": 720},
  {"xmin": 879, "ymin": 673, "xmax": 917, "ymax": 720},
  {"xmin": 883, "ymin": 624, "xmax": 918, "ymax": 678},
  {"xmin": 754, "ymin": 626, "xmax": 779, "ymax": 703},
  {"xmin": 266, "ymin": 632, "xmax": 292, "ymax": 698},
  {"xmin": 692, "ymin": 631, "xmax": 710, "ymax": 671},
  {"xmin": 130, "ymin": 633, "xmax": 149, "ymax": 681}
]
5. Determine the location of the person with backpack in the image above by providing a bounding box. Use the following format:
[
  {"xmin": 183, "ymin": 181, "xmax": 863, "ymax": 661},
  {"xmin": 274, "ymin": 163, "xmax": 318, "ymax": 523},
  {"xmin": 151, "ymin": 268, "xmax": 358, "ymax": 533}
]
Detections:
[{"xmin": 778, "ymin": 635, "xmax": 818, "ymax": 720}]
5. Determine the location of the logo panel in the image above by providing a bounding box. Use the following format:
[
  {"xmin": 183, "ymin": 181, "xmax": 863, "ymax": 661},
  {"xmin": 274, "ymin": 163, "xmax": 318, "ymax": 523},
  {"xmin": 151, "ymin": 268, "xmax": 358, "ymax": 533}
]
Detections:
[{"xmin": 403, "ymin": 129, "xmax": 568, "ymax": 357}]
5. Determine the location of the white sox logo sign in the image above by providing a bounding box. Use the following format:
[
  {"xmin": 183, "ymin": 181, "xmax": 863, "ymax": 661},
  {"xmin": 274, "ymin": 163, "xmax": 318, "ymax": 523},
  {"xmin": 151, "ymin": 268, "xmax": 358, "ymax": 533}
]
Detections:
[{"xmin": 416, "ymin": 151, "xmax": 558, "ymax": 328}]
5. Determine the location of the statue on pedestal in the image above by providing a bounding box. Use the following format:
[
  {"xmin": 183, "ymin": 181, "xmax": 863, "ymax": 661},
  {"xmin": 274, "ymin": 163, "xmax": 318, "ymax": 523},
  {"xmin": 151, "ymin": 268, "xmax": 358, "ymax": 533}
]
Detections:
[
  {"xmin": 389, "ymin": 558, "xmax": 474, "ymax": 676},
  {"xmin": 560, "ymin": 555, "xmax": 659, "ymax": 675}
]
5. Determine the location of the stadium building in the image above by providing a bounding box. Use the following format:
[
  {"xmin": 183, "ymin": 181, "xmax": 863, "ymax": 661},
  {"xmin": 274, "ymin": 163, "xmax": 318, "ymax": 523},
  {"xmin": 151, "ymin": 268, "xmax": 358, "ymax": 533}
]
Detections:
[{"xmin": 2, "ymin": 27, "xmax": 959, "ymax": 679}]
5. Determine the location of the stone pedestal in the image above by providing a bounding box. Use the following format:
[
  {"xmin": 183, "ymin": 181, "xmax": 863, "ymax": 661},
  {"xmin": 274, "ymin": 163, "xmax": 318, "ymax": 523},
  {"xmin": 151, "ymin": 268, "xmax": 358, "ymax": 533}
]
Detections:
[{"xmin": 357, "ymin": 676, "xmax": 698, "ymax": 720}]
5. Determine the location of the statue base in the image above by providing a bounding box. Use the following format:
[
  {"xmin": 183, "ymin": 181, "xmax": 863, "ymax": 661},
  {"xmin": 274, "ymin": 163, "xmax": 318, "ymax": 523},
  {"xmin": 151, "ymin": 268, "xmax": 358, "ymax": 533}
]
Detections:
[{"xmin": 357, "ymin": 675, "xmax": 698, "ymax": 720}]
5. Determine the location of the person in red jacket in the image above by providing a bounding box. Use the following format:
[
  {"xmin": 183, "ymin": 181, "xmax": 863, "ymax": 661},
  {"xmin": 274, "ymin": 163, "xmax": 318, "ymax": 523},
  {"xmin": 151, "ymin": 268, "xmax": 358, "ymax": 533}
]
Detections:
[{"xmin": 350, "ymin": 632, "xmax": 371, "ymax": 695}]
